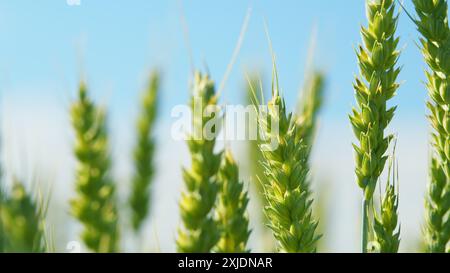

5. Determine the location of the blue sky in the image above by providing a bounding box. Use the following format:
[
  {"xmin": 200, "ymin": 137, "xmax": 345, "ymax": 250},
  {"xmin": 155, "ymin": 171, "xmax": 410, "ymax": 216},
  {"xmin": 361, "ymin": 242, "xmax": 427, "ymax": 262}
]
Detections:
[
  {"xmin": 0, "ymin": 1, "xmax": 441, "ymax": 252},
  {"xmin": 0, "ymin": 0, "xmax": 429, "ymax": 122}
]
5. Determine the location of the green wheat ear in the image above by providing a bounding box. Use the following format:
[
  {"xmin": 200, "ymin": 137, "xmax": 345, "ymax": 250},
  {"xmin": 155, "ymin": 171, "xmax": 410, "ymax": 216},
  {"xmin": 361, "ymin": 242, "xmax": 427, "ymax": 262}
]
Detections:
[
  {"xmin": 70, "ymin": 81, "xmax": 119, "ymax": 253},
  {"xmin": 296, "ymin": 71, "xmax": 325, "ymax": 196},
  {"xmin": 129, "ymin": 70, "xmax": 160, "ymax": 232},
  {"xmin": 215, "ymin": 149, "xmax": 250, "ymax": 253},
  {"xmin": 295, "ymin": 71, "xmax": 327, "ymax": 251},
  {"xmin": 0, "ymin": 182, "xmax": 46, "ymax": 252},
  {"xmin": 372, "ymin": 184, "xmax": 400, "ymax": 253},
  {"xmin": 176, "ymin": 71, "xmax": 222, "ymax": 253},
  {"xmin": 245, "ymin": 74, "xmax": 276, "ymax": 251},
  {"xmin": 412, "ymin": 0, "xmax": 450, "ymax": 253},
  {"xmin": 0, "ymin": 183, "xmax": 5, "ymax": 252},
  {"xmin": 350, "ymin": 0, "xmax": 401, "ymax": 252},
  {"xmin": 246, "ymin": 74, "xmax": 266, "ymax": 203},
  {"xmin": 296, "ymin": 71, "xmax": 325, "ymax": 161},
  {"xmin": 257, "ymin": 66, "xmax": 320, "ymax": 253},
  {"xmin": 370, "ymin": 148, "xmax": 400, "ymax": 253}
]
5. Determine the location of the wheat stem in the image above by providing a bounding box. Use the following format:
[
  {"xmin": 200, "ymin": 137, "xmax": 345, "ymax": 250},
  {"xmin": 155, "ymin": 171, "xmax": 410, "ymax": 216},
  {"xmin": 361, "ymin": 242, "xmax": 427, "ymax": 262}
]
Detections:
[{"xmin": 362, "ymin": 199, "xmax": 369, "ymax": 253}]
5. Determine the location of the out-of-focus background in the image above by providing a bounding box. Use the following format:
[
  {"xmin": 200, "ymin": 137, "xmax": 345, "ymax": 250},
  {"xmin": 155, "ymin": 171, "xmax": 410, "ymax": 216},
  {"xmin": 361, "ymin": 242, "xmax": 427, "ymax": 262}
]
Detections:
[{"xmin": 0, "ymin": 0, "xmax": 431, "ymax": 252}]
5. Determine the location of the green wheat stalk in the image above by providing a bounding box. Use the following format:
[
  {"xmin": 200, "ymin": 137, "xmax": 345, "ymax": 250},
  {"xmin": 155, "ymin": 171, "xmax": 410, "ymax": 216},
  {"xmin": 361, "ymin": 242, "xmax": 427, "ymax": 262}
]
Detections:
[
  {"xmin": 0, "ymin": 181, "xmax": 46, "ymax": 253},
  {"xmin": 411, "ymin": 0, "xmax": 450, "ymax": 253},
  {"xmin": 254, "ymin": 65, "xmax": 320, "ymax": 253},
  {"xmin": 129, "ymin": 70, "xmax": 160, "ymax": 232},
  {"xmin": 176, "ymin": 72, "xmax": 222, "ymax": 253},
  {"xmin": 215, "ymin": 149, "xmax": 250, "ymax": 253},
  {"xmin": 350, "ymin": 0, "xmax": 401, "ymax": 252},
  {"xmin": 70, "ymin": 81, "xmax": 119, "ymax": 253}
]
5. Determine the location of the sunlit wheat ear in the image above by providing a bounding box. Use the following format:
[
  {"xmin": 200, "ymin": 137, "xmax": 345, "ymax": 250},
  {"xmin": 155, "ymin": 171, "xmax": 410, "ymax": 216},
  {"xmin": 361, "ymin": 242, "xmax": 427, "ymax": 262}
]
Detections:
[
  {"xmin": 176, "ymin": 71, "xmax": 222, "ymax": 253},
  {"xmin": 70, "ymin": 81, "xmax": 119, "ymax": 253},
  {"xmin": 215, "ymin": 149, "xmax": 250, "ymax": 253},
  {"xmin": 411, "ymin": 0, "xmax": 450, "ymax": 253},
  {"xmin": 350, "ymin": 0, "xmax": 401, "ymax": 252},
  {"xmin": 129, "ymin": 70, "xmax": 160, "ymax": 232},
  {"xmin": 0, "ymin": 181, "xmax": 46, "ymax": 252},
  {"xmin": 258, "ymin": 64, "xmax": 320, "ymax": 253}
]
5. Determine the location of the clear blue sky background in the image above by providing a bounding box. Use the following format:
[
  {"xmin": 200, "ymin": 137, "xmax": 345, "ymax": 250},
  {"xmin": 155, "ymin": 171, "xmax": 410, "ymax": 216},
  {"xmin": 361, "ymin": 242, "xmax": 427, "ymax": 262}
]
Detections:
[{"xmin": 0, "ymin": 0, "xmax": 429, "ymax": 124}]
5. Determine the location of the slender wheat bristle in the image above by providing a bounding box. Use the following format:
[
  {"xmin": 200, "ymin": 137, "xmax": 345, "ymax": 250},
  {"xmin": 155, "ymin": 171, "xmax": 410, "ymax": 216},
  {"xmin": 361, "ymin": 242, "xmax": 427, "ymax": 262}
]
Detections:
[
  {"xmin": 129, "ymin": 70, "xmax": 160, "ymax": 232},
  {"xmin": 215, "ymin": 149, "xmax": 250, "ymax": 253},
  {"xmin": 0, "ymin": 182, "xmax": 46, "ymax": 253},
  {"xmin": 412, "ymin": 0, "xmax": 450, "ymax": 253},
  {"xmin": 258, "ymin": 67, "xmax": 320, "ymax": 253},
  {"xmin": 176, "ymin": 72, "xmax": 222, "ymax": 253},
  {"xmin": 350, "ymin": 0, "xmax": 401, "ymax": 252},
  {"xmin": 70, "ymin": 82, "xmax": 119, "ymax": 253}
]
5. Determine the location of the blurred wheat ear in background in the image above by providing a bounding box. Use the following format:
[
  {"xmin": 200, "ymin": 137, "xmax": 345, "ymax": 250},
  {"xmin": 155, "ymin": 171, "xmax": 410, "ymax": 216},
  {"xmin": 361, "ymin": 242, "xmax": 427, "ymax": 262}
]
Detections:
[
  {"xmin": 176, "ymin": 72, "xmax": 222, "ymax": 253},
  {"xmin": 296, "ymin": 71, "xmax": 327, "ymax": 250},
  {"xmin": 296, "ymin": 71, "xmax": 324, "ymax": 166},
  {"xmin": 70, "ymin": 82, "xmax": 119, "ymax": 253},
  {"xmin": 412, "ymin": 0, "xmax": 450, "ymax": 253},
  {"xmin": 244, "ymin": 74, "xmax": 276, "ymax": 251},
  {"xmin": 0, "ymin": 181, "xmax": 47, "ymax": 252},
  {"xmin": 0, "ymin": 165, "xmax": 5, "ymax": 252},
  {"xmin": 129, "ymin": 70, "xmax": 160, "ymax": 233},
  {"xmin": 254, "ymin": 65, "xmax": 320, "ymax": 253},
  {"xmin": 215, "ymin": 149, "xmax": 250, "ymax": 253},
  {"xmin": 350, "ymin": 0, "xmax": 401, "ymax": 252}
]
